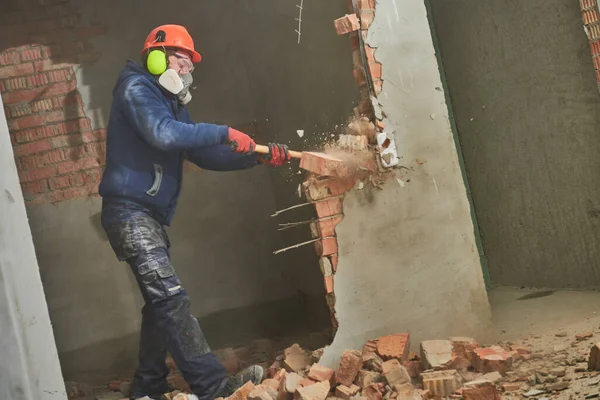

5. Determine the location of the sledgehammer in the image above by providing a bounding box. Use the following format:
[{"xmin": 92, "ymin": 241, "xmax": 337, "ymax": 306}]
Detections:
[{"xmin": 254, "ymin": 144, "xmax": 346, "ymax": 177}]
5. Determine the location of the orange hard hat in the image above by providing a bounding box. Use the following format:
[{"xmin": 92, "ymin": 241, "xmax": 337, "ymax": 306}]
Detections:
[{"xmin": 141, "ymin": 24, "xmax": 202, "ymax": 63}]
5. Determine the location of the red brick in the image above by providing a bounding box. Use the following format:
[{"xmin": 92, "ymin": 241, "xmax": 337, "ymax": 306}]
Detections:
[
  {"xmin": 336, "ymin": 350, "xmax": 362, "ymax": 386},
  {"xmin": 14, "ymin": 139, "xmax": 52, "ymax": 156},
  {"xmin": 11, "ymin": 114, "xmax": 45, "ymax": 130},
  {"xmin": 403, "ymin": 359, "xmax": 422, "ymax": 378},
  {"xmin": 335, "ymin": 384, "xmax": 360, "ymax": 400},
  {"xmin": 472, "ymin": 346, "xmax": 514, "ymax": 374},
  {"xmin": 49, "ymin": 175, "xmax": 71, "ymax": 190},
  {"xmin": 359, "ymin": 11, "xmax": 375, "ymax": 29},
  {"xmin": 22, "ymin": 180, "xmax": 47, "ymax": 195},
  {"xmin": 228, "ymin": 381, "xmax": 255, "ymax": 400},
  {"xmin": 450, "ymin": 337, "xmax": 479, "ymax": 370},
  {"xmin": 298, "ymin": 378, "xmax": 316, "ymax": 387},
  {"xmin": 462, "ymin": 381, "xmax": 501, "ymax": 400},
  {"xmin": 308, "ymin": 363, "xmax": 335, "ymax": 385},
  {"xmin": 46, "ymin": 68, "xmax": 73, "ymax": 82},
  {"xmin": 57, "ymin": 157, "xmax": 101, "ymax": 174},
  {"xmin": 315, "ymin": 198, "xmax": 342, "ymax": 218},
  {"xmin": 377, "ymin": 334, "xmax": 410, "ymax": 361},
  {"xmin": 2, "ymin": 89, "xmax": 41, "ymax": 105},
  {"xmin": 303, "ymin": 177, "xmax": 354, "ymax": 201},
  {"xmin": 334, "ymin": 14, "xmax": 360, "ymax": 35},
  {"xmin": 0, "ymin": 51, "xmax": 20, "ymax": 66},
  {"xmin": 0, "ymin": 63, "xmax": 34, "ymax": 78},
  {"xmin": 27, "ymin": 73, "xmax": 50, "ymax": 87},
  {"xmin": 315, "ymin": 216, "xmax": 343, "ymax": 237},
  {"xmin": 21, "ymin": 47, "xmax": 44, "ymax": 62},
  {"xmin": 295, "ymin": 381, "xmax": 329, "ymax": 400},
  {"xmin": 357, "ymin": 0, "xmax": 376, "ymax": 10},
  {"xmin": 576, "ymin": 332, "xmax": 593, "ymax": 341},
  {"xmin": 353, "ymin": 67, "xmax": 367, "ymax": 86},
  {"xmin": 5, "ymin": 103, "xmax": 32, "ymax": 118},
  {"xmin": 315, "ymin": 237, "xmax": 337, "ymax": 257},
  {"xmin": 324, "ymin": 275, "xmax": 334, "ymax": 293},
  {"xmin": 350, "ymin": 32, "xmax": 363, "ymax": 51},
  {"xmin": 369, "ymin": 63, "xmax": 382, "ymax": 80},
  {"xmin": 20, "ymin": 165, "xmax": 58, "ymax": 182},
  {"xmin": 373, "ymin": 80, "xmax": 383, "ymax": 95}
]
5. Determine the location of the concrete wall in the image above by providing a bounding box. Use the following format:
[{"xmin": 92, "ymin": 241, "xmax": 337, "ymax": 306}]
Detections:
[
  {"xmin": 321, "ymin": 0, "xmax": 492, "ymax": 367},
  {"xmin": 428, "ymin": 0, "xmax": 600, "ymax": 288},
  {"xmin": 5, "ymin": 0, "xmax": 359, "ymax": 383},
  {"xmin": 0, "ymin": 97, "xmax": 66, "ymax": 399}
]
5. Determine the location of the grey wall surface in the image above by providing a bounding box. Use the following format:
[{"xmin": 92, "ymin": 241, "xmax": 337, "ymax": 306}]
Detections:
[
  {"xmin": 23, "ymin": 0, "xmax": 358, "ymax": 383},
  {"xmin": 428, "ymin": 0, "xmax": 600, "ymax": 288},
  {"xmin": 320, "ymin": 0, "xmax": 492, "ymax": 368},
  {"xmin": 0, "ymin": 97, "xmax": 66, "ymax": 399}
]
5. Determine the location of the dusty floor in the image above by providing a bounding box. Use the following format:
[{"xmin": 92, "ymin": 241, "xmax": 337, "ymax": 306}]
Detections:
[{"xmin": 489, "ymin": 287, "xmax": 600, "ymax": 343}]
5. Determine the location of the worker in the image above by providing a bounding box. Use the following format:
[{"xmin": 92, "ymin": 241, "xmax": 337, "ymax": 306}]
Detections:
[{"xmin": 98, "ymin": 24, "xmax": 290, "ymax": 400}]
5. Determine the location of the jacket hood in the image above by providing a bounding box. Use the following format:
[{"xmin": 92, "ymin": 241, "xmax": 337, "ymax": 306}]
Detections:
[{"xmin": 113, "ymin": 60, "xmax": 158, "ymax": 96}]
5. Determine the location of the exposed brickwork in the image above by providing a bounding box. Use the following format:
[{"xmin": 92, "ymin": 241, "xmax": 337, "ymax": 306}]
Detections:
[
  {"xmin": 581, "ymin": 0, "xmax": 600, "ymax": 86},
  {"xmin": 0, "ymin": 0, "xmax": 107, "ymax": 204}
]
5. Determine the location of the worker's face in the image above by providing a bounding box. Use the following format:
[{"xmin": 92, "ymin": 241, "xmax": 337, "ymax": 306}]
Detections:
[{"xmin": 167, "ymin": 51, "xmax": 194, "ymax": 76}]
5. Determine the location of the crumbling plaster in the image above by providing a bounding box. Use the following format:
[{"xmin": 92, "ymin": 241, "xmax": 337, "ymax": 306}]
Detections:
[{"xmin": 320, "ymin": 0, "xmax": 492, "ymax": 368}]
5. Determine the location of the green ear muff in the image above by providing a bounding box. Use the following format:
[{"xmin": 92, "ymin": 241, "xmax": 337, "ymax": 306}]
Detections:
[{"xmin": 147, "ymin": 49, "xmax": 167, "ymax": 75}]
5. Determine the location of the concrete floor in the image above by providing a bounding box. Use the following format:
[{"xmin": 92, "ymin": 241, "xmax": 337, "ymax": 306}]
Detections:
[{"xmin": 488, "ymin": 286, "xmax": 600, "ymax": 343}]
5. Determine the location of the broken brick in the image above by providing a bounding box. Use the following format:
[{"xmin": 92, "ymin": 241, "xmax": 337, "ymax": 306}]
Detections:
[
  {"xmin": 357, "ymin": 370, "xmax": 382, "ymax": 387},
  {"xmin": 376, "ymin": 334, "xmax": 410, "ymax": 361},
  {"xmin": 361, "ymin": 384, "xmax": 383, "ymax": 400},
  {"xmin": 509, "ymin": 345, "xmax": 532, "ymax": 355},
  {"xmin": 576, "ymin": 332, "xmax": 594, "ymax": 341},
  {"xmin": 501, "ymin": 382, "xmax": 521, "ymax": 392},
  {"xmin": 294, "ymin": 381, "xmax": 330, "ymax": 400},
  {"xmin": 420, "ymin": 370, "xmax": 459, "ymax": 398},
  {"xmin": 300, "ymin": 152, "xmax": 348, "ymax": 178},
  {"xmin": 314, "ymin": 198, "xmax": 343, "ymax": 219},
  {"xmin": 229, "ymin": 381, "xmax": 256, "ymax": 400},
  {"xmin": 299, "ymin": 379, "xmax": 317, "ymax": 387},
  {"xmin": 420, "ymin": 340, "xmax": 453, "ymax": 370},
  {"xmin": 362, "ymin": 340, "xmax": 378, "ymax": 356},
  {"xmin": 335, "ymin": 384, "xmax": 360, "ymax": 400},
  {"xmin": 462, "ymin": 381, "xmax": 501, "ymax": 400},
  {"xmin": 334, "ymin": 14, "xmax": 360, "ymax": 35},
  {"xmin": 472, "ymin": 346, "xmax": 514, "ymax": 374},
  {"xmin": 449, "ymin": 337, "xmax": 479, "ymax": 370},
  {"xmin": 336, "ymin": 350, "xmax": 363, "ymax": 386},
  {"xmin": 308, "ymin": 364, "xmax": 335, "ymax": 385},
  {"xmin": 284, "ymin": 373, "xmax": 304, "ymax": 394},
  {"xmin": 284, "ymin": 345, "xmax": 310, "ymax": 373},
  {"xmin": 588, "ymin": 343, "xmax": 600, "ymax": 370},
  {"xmin": 382, "ymin": 359, "xmax": 411, "ymax": 387},
  {"xmin": 249, "ymin": 385, "xmax": 275, "ymax": 400},
  {"xmin": 315, "ymin": 237, "xmax": 338, "ymax": 257}
]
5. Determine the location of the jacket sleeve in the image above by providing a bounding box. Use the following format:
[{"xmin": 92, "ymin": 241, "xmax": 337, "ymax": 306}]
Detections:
[
  {"xmin": 120, "ymin": 77, "xmax": 229, "ymax": 151},
  {"xmin": 185, "ymin": 145, "xmax": 260, "ymax": 171}
]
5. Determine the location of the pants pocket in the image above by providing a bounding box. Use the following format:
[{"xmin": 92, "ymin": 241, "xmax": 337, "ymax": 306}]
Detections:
[{"xmin": 136, "ymin": 253, "xmax": 183, "ymax": 303}]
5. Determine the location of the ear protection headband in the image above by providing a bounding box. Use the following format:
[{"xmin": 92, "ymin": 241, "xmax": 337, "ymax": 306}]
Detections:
[{"xmin": 146, "ymin": 30, "xmax": 168, "ymax": 76}]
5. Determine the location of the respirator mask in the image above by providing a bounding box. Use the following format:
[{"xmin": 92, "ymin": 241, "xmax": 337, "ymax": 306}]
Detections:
[{"xmin": 146, "ymin": 49, "xmax": 195, "ymax": 104}]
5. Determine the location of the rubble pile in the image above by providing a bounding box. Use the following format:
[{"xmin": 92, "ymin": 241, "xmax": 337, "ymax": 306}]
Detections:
[{"xmin": 88, "ymin": 328, "xmax": 600, "ymax": 400}]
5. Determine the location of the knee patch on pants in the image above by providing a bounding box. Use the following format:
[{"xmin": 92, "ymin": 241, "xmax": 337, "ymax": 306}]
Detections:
[{"xmin": 135, "ymin": 249, "xmax": 183, "ymax": 303}]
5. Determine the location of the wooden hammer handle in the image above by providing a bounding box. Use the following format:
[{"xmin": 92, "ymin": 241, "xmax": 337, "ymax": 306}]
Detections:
[{"xmin": 255, "ymin": 144, "xmax": 303, "ymax": 159}]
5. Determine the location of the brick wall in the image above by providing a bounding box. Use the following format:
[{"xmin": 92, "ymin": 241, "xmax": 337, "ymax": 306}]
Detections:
[
  {"xmin": 0, "ymin": 0, "xmax": 107, "ymax": 205},
  {"xmin": 581, "ymin": 0, "xmax": 600, "ymax": 87},
  {"xmin": 306, "ymin": 0, "xmax": 384, "ymax": 332}
]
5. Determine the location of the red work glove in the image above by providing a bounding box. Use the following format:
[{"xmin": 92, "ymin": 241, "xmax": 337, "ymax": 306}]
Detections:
[
  {"xmin": 258, "ymin": 143, "xmax": 291, "ymax": 167},
  {"xmin": 228, "ymin": 127, "xmax": 256, "ymax": 154}
]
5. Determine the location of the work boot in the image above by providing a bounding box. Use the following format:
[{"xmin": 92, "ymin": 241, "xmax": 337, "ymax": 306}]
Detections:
[{"xmin": 218, "ymin": 365, "xmax": 265, "ymax": 398}]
